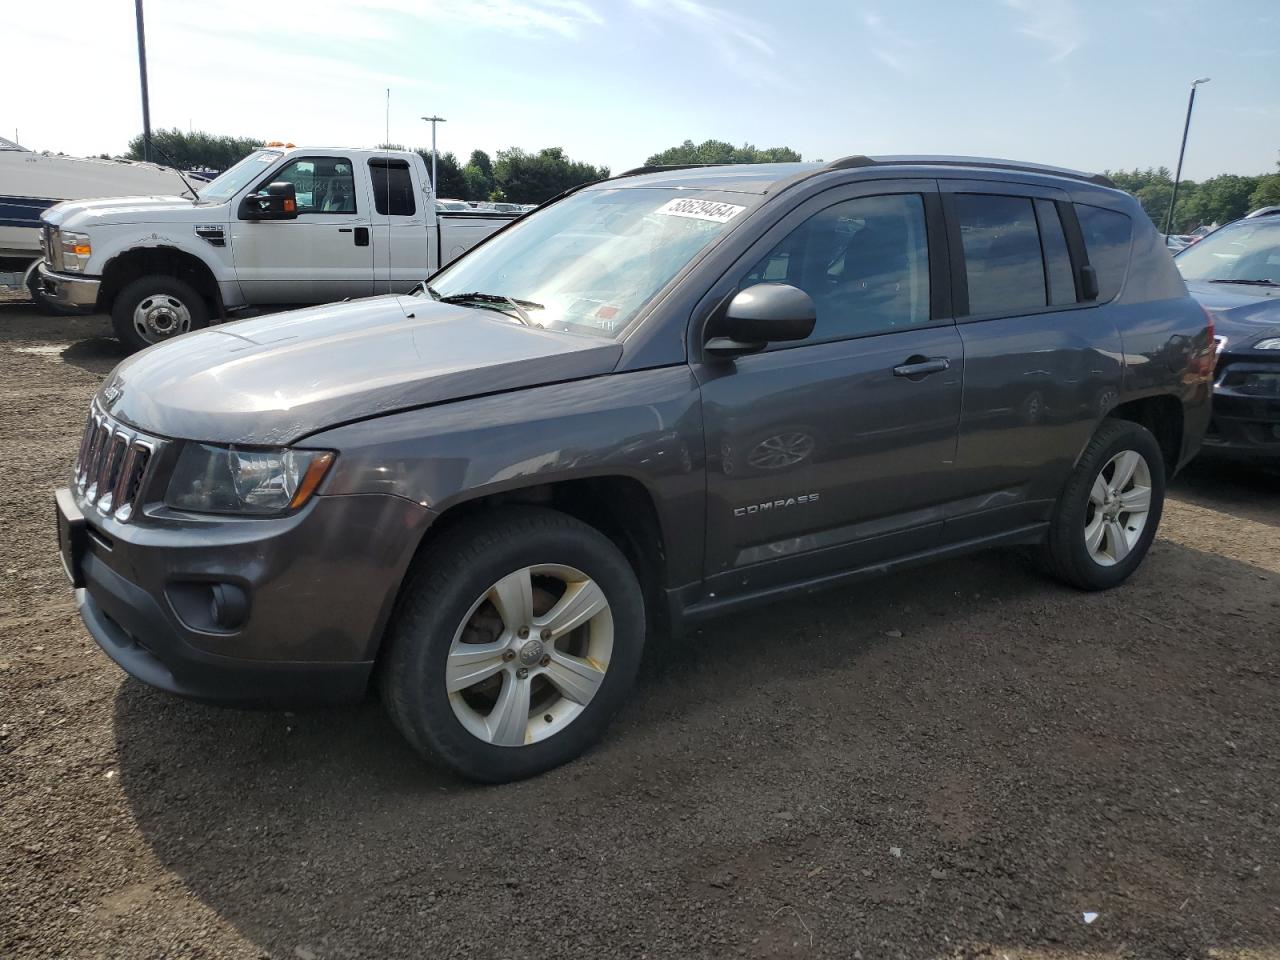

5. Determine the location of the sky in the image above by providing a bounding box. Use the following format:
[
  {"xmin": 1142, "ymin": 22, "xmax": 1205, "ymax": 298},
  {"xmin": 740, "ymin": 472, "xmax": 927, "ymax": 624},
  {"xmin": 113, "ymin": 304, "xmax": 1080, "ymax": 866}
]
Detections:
[{"xmin": 8, "ymin": 0, "xmax": 1279, "ymax": 181}]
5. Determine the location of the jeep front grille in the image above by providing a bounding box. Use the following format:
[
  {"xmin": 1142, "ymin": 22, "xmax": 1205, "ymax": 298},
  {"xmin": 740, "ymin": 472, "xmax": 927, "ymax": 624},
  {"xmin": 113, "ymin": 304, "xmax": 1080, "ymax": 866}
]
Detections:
[{"xmin": 74, "ymin": 403, "xmax": 162, "ymax": 522}]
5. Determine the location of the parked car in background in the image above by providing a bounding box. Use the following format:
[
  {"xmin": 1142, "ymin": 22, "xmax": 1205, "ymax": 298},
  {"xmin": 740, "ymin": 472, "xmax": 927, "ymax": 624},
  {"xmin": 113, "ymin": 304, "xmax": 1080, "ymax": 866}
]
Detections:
[
  {"xmin": 1163, "ymin": 234, "xmax": 1191, "ymax": 252},
  {"xmin": 492, "ymin": 202, "xmax": 522, "ymax": 214},
  {"xmin": 1175, "ymin": 211, "xmax": 1280, "ymax": 460},
  {"xmin": 436, "ymin": 198, "xmax": 471, "ymax": 211},
  {"xmin": 57, "ymin": 155, "xmax": 1212, "ymax": 782},
  {"xmin": 36, "ymin": 146, "xmax": 519, "ymax": 351}
]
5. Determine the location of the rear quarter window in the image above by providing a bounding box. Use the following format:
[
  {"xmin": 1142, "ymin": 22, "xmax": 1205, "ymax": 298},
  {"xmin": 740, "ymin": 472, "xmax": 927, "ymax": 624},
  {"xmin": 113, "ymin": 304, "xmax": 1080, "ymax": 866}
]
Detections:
[{"xmin": 1076, "ymin": 204, "xmax": 1133, "ymax": 302}]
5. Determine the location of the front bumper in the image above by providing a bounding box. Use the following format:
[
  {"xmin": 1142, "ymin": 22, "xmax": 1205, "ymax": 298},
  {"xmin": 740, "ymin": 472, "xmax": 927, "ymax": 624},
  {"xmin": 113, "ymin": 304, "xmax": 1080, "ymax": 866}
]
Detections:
[
  {"xmin": 59, "ymin": 487, "xmax": 433, "ymax": 705},
  {"xmin": 1203, "ymin": 362, "xmax": 1280, "ymax": 461},
  {"xmin": 37, "ymin": 263, "xmax": 100, "ymax": 309}
]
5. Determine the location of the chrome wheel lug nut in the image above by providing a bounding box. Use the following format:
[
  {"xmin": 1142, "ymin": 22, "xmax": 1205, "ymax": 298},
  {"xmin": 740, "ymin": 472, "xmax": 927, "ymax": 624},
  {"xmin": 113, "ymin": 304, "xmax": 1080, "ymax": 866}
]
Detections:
[
  {"xmin": 540, "ymin": 628, "xmax": 552, "ymax": 641},
  {"xmin": 517, "ymin": 626, "xmax": 529, "ymax": 639},
  {"xmin": 516, "ymin": 667, "xmax": 529, "ymax": 679},
  {"xmin": 539, "ymin": 655, "xmax": 551, "ymax": 667},
  {"xmin": 502, "ymin": 651, "xmax": 515, "ymax": 662}
]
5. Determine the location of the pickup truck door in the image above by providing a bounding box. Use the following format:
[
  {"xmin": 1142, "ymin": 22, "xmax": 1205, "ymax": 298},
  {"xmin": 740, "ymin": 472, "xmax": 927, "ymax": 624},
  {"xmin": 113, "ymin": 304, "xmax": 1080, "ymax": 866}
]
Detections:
[
  {"xmin": 367, "ymin": 156, "xmax": 431, "ymax": 294},
  {"xmin": 230, "ymin": 154, "xmax": 375, "ymax": 304},
  {"xmin": 694, "ymin": 180, "xmax": 964, "ymax": 598}
]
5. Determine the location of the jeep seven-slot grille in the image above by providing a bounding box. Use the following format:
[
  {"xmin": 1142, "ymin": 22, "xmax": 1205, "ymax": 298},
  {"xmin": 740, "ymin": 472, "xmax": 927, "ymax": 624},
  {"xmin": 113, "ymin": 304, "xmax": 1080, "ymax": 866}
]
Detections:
[{"xmin": 74, "ymin": 404, "xmax": 162, "ymax": 522}]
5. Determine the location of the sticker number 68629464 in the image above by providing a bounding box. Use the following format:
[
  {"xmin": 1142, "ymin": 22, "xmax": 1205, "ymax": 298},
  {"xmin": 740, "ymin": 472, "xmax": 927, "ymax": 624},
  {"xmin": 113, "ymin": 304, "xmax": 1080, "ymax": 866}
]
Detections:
[{"xmin": 654, "ymin": 198, "xmax": 746, "ymax": 224}]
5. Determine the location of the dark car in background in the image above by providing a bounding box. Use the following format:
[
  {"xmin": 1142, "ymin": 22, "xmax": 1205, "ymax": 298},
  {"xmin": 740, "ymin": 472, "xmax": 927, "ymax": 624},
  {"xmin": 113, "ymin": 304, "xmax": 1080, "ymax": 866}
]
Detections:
[
  {"xmin": 1175, "ymin": 210, "xmax": 1280, "ymax": 460},
  {"xmin": 57, "ymin": 156, "xmax": 1213, "ymax": 782}
]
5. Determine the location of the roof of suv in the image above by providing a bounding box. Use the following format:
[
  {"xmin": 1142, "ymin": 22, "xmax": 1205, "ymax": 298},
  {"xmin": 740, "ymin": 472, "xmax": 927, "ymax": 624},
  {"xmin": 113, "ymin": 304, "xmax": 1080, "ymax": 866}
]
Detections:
[{"xmin": 603, "ymin": 155, "xmax": 1116, "ymax": 194}]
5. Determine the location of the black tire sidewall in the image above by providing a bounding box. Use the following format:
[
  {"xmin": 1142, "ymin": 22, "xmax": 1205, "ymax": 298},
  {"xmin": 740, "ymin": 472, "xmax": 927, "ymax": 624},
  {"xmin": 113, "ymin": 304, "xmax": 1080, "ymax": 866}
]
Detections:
[
  {"xmin": 111, "ymin": 275, "xmax": 209, "ymax": 352},
  {"xmin": 1055, "ymin": 422, "xmax": 1166, "ymax": 590},
  {"xmin": 385, "ymin": 510, "xmax": 645, "ymax": 783}
]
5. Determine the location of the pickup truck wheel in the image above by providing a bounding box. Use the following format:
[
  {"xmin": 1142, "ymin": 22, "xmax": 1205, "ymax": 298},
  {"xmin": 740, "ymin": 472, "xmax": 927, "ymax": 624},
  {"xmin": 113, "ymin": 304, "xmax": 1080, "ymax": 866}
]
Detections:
[
  {"xmin": 111, "ymin": 275, "xmax": 208, "ymax": 352},
  {"xmin": 381, "ymin": 507, "xmax": 645, "ymax": 783},
  {"xmin": 1038, "ymin": 419, "xmax": 1166, "ymax": 591}
]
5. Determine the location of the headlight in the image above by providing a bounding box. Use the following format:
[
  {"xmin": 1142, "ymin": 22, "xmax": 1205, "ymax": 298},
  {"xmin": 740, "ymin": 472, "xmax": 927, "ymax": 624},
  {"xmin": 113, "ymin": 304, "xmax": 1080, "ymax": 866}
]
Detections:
[
  {"xmin": 1254, "ymin": 337, "xmax": 1280, "ymax": 350},
  {"xmin": 165, "ymin": 444, "xmax": 335, "ymax": 516},
  {"xmin": 59, "ymin": 231, "xmax": 92, "ymax": 273}
]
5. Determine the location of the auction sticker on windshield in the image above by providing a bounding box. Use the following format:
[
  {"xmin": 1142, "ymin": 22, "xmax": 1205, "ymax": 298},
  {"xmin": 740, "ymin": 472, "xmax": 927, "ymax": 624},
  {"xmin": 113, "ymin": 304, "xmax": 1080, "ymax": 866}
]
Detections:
[{"xmin": 655, "ymin": 198, "xmax": 745, "ymax": 223}]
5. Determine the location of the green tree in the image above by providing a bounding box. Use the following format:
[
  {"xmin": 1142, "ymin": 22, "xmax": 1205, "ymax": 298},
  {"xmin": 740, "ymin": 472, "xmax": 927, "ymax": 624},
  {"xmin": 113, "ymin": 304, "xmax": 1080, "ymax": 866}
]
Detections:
[
  {"xmin": 1180, "ymin": 174, "xmax": 1259, "ymax": 227},
  {"xmin": 416, "ymin": 149, "xmax": 467, "ymax": 199},
  {"xmin": 126, "ymin": 128, "xmax": 264, "ymax": 172},
  {"xmin": 462, "ymin": 164, "xmax": 491, "ymax": 202},
  {"xmin": 492, "ymin": 147, "xmax": 609, "ymax": 204},
  {"xmin": 468, "ymin": 149, "xmax": 493, "ymax": 179},
  {"xmin": 644, "ymin": 139, "xmax": 802, "ymax": 166},
  {"xmin": 1249, "ymin": 165, "xmax": 1280, "ymax": 211}
]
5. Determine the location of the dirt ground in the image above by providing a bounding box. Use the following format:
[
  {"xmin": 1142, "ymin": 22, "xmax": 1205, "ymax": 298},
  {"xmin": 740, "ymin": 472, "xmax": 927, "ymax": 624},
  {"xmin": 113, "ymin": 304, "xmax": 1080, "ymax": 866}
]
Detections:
[{"xmin": 1, "ymin": 303, "xmax": 1278, "ymax": 960}]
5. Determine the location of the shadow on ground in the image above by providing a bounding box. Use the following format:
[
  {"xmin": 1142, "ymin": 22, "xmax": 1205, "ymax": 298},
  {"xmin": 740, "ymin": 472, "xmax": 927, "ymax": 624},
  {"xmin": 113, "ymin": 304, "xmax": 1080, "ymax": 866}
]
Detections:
[{"xmin": 114, "ymin": 541, "xmax": 1280, "ymax": 958}]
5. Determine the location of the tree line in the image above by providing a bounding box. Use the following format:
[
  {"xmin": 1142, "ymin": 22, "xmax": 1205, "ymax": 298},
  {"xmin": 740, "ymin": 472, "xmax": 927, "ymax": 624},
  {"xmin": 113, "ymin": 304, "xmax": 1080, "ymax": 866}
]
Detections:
[
  {"xmin": 1104, "ymin": 165, "xmax": 1280, "ymax": 233},
  {"xmin": 122, "ymin": 130, "xmax": 1279, "ymax": 225}
]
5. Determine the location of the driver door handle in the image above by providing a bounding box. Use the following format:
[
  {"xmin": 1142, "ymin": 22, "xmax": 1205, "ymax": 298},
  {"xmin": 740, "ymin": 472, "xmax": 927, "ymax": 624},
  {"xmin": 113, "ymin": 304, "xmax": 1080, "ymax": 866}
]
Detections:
[{"xmin": 893, "ymin": 356, "xmax": 950, "ymax": 379}]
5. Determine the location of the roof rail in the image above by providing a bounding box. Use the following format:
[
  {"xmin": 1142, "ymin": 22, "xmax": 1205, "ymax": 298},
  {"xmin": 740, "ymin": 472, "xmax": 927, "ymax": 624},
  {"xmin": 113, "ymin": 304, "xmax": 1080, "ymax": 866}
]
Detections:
[
  {"xmin": 614, "ymin": 162, "xmax": 737, "ymax": 179},
  {"xmin": 822, "ymin": 154, "xmax": 1116, "ymax": 188}
]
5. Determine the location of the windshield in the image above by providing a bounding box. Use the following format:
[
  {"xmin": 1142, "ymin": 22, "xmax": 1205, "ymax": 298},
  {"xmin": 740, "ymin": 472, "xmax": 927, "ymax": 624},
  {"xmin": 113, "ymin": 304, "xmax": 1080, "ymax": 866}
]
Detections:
[
  {"xmin": 424, "ymin": 187, "xmax": 753, "ymax": 339},
  {"xmin": 197, "ymin": 150, "xmax": 284, "ymax": 204},
  {"xmin": 1176, "ymin": 218, "xmax": 1280, "ymax": 283}
]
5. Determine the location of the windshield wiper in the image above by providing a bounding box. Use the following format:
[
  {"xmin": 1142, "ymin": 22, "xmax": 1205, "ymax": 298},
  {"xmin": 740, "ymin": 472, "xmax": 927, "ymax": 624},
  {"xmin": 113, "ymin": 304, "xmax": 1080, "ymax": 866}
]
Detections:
[
  {"xmin": 1208, "ymin": 278, "xmax": 1278, "ymax": 287},
  {"xmin": 439, "ymin": 291, "xmax": 544, "ymax": 326}
]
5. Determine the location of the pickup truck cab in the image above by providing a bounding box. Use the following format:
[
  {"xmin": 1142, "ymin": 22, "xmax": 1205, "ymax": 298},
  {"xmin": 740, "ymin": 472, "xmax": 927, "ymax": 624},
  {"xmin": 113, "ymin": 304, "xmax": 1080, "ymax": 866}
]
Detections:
[
  {"xmin": 56, "ymin": 156, "xmax": 1214, "ymax": 782},
  {"xmin": 36, "ymin": 146, "xmax": 516, "ymax": 351}
]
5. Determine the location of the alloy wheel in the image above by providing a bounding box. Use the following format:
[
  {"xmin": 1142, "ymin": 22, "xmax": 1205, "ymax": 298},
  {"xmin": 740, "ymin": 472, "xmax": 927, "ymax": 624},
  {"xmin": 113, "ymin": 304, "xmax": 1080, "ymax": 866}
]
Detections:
[
  {"xmin": 446, "ymin": 563, "xmax": 613, "ymax": 747},
  {"xmin": 1083, "ymin": 449, "xmax": 1152, "ymax": 566}
]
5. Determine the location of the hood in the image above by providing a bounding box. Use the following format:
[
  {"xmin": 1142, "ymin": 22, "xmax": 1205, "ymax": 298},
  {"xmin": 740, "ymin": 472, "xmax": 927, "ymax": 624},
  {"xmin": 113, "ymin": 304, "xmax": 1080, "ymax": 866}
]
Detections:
[
  {"xmin": 98, "ymin": 296, "xmax": 624, "ymax": 445},
  {"xmin": 42, "ymin": 194, "xmax": 201, "ymax": 229},
  {"xmin": 1185, "ymin": 279, "xmax": 1280, "ymax": 349}
]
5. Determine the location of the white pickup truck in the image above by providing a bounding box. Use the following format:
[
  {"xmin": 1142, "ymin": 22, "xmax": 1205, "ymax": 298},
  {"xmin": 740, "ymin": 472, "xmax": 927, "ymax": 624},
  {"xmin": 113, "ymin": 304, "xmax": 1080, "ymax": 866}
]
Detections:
[{"xmin": 37, "ymin": 146, "xmax": 517, "ymax": 350}]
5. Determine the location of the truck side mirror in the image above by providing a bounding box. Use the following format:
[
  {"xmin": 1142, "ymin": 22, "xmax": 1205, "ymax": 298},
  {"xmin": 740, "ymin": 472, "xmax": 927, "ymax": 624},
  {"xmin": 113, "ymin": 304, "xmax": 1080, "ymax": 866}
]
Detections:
[
  {"xmin": 238, "ymin": 181, "xmax": 298, "ymax": 221},
  {"xmin": 704, "ymin": 283, "xmax": 816, "ymax": 360}
]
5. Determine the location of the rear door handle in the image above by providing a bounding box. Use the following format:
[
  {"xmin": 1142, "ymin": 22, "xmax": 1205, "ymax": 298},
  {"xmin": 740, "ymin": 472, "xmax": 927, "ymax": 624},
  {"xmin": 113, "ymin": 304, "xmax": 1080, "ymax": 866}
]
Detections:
[{"xmin": 893, "ymin": 356, "xmax": 950, "ymax": 379}]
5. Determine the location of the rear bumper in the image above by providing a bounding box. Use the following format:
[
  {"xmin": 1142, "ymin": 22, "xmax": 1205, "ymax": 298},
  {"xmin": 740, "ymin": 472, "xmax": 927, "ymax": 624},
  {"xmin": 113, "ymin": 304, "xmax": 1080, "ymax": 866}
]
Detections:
[{"xmin": 38, "ymin": 263, "xmax": 99, "ymax": 309}]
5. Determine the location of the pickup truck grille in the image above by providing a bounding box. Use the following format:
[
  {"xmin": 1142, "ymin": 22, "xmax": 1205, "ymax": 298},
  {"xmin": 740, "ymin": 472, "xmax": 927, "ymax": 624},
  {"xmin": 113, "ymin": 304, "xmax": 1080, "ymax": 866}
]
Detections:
[
  {"xmin": 41, "ymin": 225, "xmax": 62, "ymax": 271},
  {"xmin": 74, "ymin": 403, "xmax": 162, "ymax": 523}
]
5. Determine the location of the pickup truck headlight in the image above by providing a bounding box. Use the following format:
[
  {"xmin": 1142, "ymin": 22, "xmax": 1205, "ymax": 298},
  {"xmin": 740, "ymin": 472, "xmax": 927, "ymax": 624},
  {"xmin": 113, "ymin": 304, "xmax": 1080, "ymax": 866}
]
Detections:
[
  {"xmin": 1254, "ymin": 337, "xmax": 1280, "ymax": 350},
  {"xmin": 59, "ymin": 231, "xmax": 93, "ymax": 273},
  {"xmin": 165, "ymin": 444, "xmax": 336, "ymax": 516}
]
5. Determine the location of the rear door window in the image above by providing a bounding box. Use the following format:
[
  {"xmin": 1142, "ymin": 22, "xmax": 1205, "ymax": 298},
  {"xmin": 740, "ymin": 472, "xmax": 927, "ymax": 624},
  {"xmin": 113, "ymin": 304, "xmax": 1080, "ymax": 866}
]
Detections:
[
  {"xmin": 1075, "ymin": 204, "xmax": 1133, "ymax": 301},
  {"xmin": 1035, "ymin": 199, "xmax": 1076, "ymax": 306},
  {"xmin": 369, "ymin": 159, "xmax": 416, "ymax": 217},
  {"xmin": 954, "ymin": 194, "xmax": 1046, "ymax": 315}
]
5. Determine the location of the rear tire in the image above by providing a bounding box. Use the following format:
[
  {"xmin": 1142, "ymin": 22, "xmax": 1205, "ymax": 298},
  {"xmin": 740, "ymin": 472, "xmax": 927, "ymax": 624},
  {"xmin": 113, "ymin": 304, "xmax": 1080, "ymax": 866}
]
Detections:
[
  {"xmin": 111, "ymin": 275, "xmax": 209, "ymax": 352},
  {"xmin": 380, "ymin": 507, "xmax": 645, "ymax": 783},
  {"xmin": 1038, "ymin": 419, "xmax": 1166, "ymax": 590}
]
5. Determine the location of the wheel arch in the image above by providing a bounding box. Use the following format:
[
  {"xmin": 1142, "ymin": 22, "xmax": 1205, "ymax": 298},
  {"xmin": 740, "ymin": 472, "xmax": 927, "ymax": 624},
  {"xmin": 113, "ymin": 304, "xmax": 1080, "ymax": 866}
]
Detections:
[
  {"xmin": 1105, "ymin": 394, "xmax": 1183, "ymax": 474},
  {"xmin": 374, "ymin": 474, "xmax": 672, "ymax": 663},
  {"xmin": 98, "ymin": 245, "xmax": 224, "ymax": 318}
]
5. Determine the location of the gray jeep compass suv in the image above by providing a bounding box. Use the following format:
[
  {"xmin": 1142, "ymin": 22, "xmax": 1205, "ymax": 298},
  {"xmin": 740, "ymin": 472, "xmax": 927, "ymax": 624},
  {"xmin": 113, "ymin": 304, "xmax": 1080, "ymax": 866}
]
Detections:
[{"xmin": 56, "ymin": 156, "xmax": 1214, "ymax": 782}]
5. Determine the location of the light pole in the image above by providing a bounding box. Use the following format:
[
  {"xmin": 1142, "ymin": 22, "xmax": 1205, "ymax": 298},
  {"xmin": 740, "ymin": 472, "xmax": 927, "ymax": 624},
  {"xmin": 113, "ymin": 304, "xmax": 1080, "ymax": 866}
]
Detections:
[
  {"xmin": 421, "ymin": 115, "xmax": 446, "ymax": 198},
  {"xmin": 134, "ymin": 0, "xmax": 152, "ymax": 162},
  {"xmin": 1164, "ymin": 77, "xmax": 1210, "ymax": 236}
]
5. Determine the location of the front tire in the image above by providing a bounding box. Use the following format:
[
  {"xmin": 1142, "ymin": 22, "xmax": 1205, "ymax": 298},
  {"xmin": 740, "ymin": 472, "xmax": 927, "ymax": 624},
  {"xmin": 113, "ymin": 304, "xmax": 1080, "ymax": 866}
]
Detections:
[
  {"xmin": 110, "ymin": 275, "xmax": 209, "ymax": 352},
  {"xmin": 1039, "ymin": 419, "xmax": 1166, "ymax": 590},
  {"xmin": 380, "ymin": 507, "xmax": 645, "ymax": 783}
]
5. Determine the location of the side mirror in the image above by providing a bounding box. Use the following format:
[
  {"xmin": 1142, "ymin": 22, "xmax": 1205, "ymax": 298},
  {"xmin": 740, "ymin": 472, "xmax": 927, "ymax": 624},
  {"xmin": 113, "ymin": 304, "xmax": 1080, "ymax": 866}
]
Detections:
[
  {"xmin": 705, "ymin": 283, "xmax": 816, "ymax": 360},
  {"xmin": 238, "ymin": 181, "xmax": 298, "ymax": 221}
]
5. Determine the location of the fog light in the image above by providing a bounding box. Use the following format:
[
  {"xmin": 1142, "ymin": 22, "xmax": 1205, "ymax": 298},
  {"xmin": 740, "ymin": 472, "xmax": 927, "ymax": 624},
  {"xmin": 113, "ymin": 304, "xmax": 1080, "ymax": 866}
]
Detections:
[{"xmin": 168, "ymin": 581, "xmax": 250, "ymax": 633}]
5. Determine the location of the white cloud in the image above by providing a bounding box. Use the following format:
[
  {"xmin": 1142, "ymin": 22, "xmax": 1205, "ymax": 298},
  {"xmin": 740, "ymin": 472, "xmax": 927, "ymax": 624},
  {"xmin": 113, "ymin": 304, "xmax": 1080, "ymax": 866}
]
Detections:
[
  {"xmin": 628, "ymin": 0, "xmax": 782, "ymax": 82},
  {"xmin": 862, "ymin": 12, "xmax": 917, "ymax": 75},
  {"xmin": 1003, "ymin": 0, "xmax": 1084, "ymax": 62}
]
